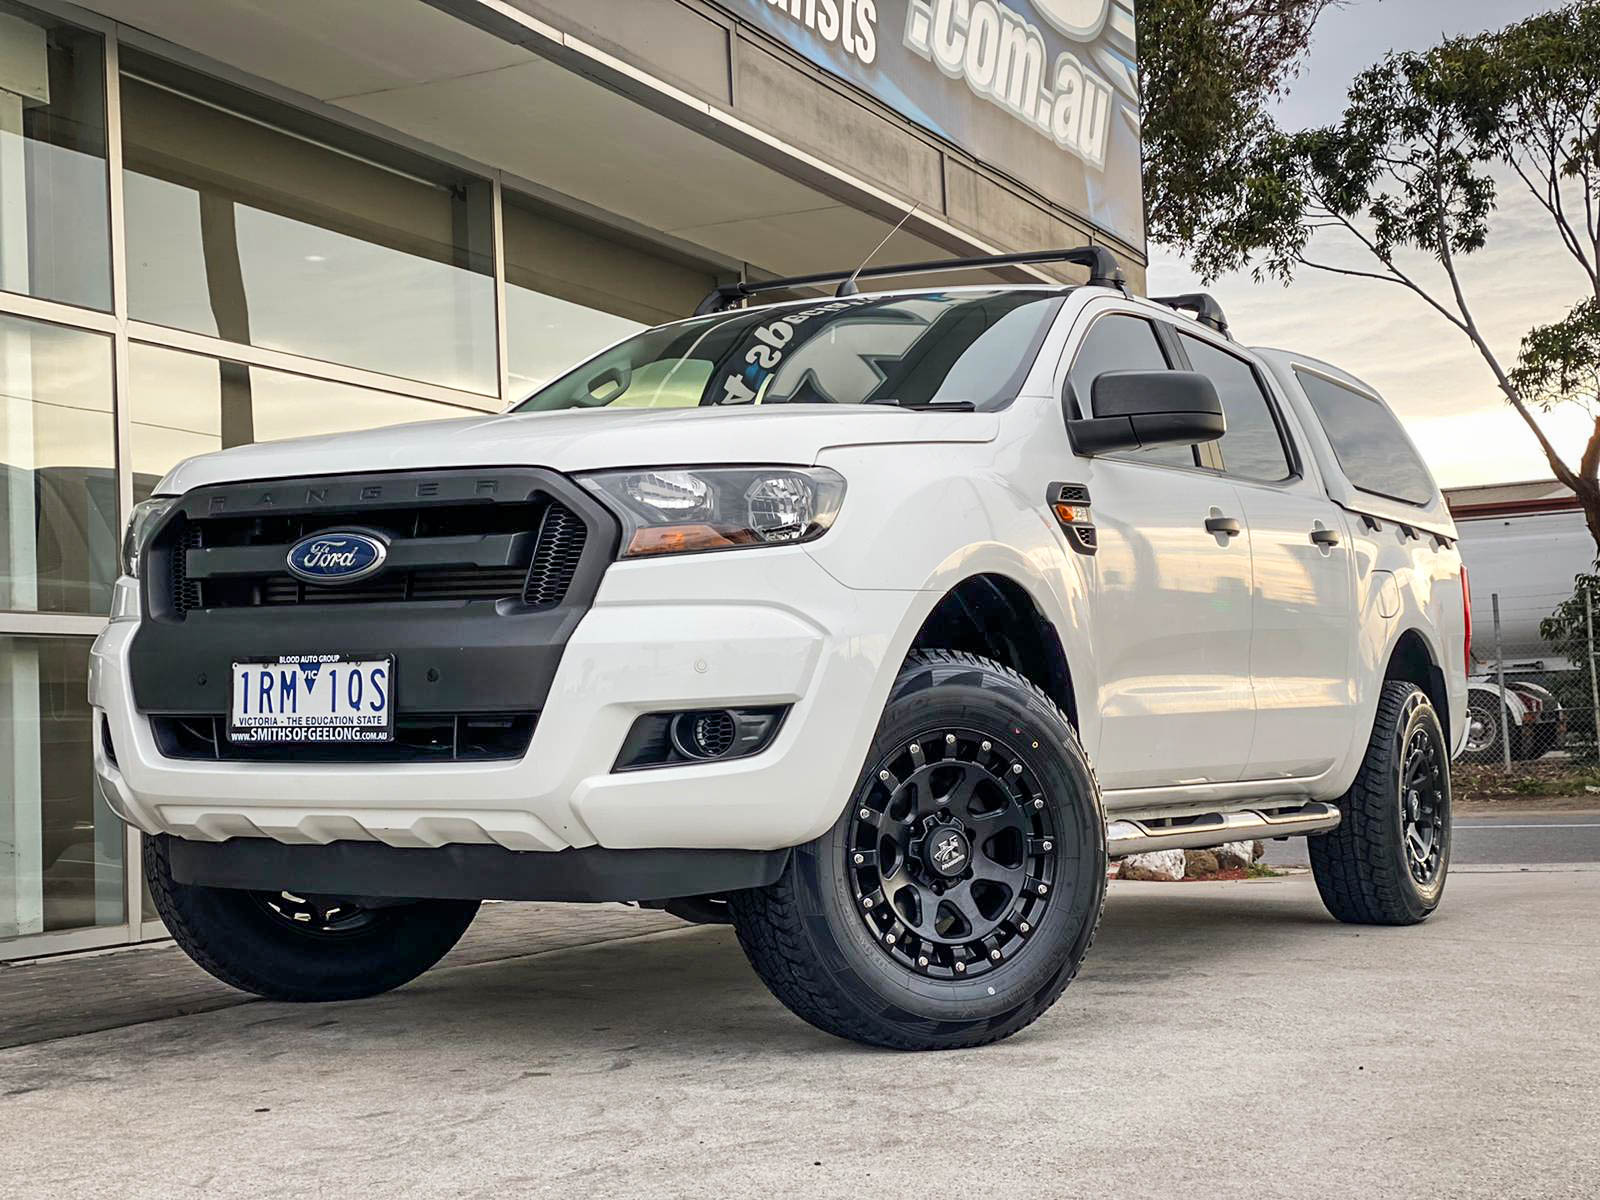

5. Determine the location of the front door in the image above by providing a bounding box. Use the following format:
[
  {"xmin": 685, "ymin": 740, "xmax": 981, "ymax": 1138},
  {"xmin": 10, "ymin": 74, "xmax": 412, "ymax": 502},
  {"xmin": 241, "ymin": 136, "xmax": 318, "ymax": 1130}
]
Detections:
[{"xmin": 1064, "ymin": 311, "xmax": 1257, "ymax": 790}]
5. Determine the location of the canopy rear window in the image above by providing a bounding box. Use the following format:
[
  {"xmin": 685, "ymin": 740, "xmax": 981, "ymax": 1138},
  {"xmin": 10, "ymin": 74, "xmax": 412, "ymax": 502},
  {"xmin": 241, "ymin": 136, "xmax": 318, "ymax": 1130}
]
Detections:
[{"xmin": 1295, "ymin": 369, "xmax": 1436, "ymax": 506}]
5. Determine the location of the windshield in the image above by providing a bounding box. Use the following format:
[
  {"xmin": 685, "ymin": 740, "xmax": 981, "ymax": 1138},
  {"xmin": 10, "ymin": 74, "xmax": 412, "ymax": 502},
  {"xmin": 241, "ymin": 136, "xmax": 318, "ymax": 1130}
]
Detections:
[{"xmin": 510, "ymin": 290, "xmax": 1064, "ymax": 414}]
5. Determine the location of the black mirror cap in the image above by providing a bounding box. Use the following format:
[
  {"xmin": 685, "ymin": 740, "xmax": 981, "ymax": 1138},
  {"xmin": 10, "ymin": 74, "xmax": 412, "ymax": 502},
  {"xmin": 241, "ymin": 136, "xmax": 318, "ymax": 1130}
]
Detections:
[{"xmin": 1067, "ymin": 370, "xmax": 1225, "ymax": 455}]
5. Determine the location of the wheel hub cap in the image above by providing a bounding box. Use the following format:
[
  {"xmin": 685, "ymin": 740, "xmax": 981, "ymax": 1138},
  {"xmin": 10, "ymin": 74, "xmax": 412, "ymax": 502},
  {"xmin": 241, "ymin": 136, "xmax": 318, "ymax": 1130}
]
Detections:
[{"xmin": 918, "ymin": 821, "xmax": 971, "ymax": 878}]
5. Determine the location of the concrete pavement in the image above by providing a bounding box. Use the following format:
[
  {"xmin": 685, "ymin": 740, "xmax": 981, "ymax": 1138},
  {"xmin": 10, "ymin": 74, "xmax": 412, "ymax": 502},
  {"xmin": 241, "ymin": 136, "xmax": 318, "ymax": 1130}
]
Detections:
[{"xmin": 3, "ymin": 869, "xmax": 1597, "ymax": 1199}]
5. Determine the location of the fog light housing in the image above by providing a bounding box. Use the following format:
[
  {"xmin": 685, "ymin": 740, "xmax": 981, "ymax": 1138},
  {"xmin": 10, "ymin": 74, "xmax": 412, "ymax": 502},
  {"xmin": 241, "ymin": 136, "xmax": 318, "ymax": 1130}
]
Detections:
[{"xmin": 614, "ymin": 706, "xmax": 787, "ymax": 771}]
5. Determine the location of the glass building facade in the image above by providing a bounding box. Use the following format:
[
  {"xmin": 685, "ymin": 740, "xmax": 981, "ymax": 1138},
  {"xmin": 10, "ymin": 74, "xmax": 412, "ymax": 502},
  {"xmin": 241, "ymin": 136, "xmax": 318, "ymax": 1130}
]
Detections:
[{"xmin": 0, "ymin": 1, "xmax": 712, "ymax": 956}]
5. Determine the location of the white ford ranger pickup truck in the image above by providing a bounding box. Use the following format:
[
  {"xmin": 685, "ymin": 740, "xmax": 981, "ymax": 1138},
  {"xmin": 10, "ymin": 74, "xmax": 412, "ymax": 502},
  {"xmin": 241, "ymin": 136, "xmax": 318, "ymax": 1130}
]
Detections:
[{"xmin": 92, "ymin": 246, "xmax": 1469, "ymax": 1050}]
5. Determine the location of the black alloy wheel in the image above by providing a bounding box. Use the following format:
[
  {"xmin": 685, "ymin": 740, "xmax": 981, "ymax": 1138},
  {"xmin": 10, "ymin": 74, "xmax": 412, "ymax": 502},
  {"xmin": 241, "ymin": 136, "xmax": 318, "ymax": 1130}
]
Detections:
[
  {"xmin": 848, "ymin": 729, "xmax": 1058, "ymax": 979},
  {"xmin": 251, "ymin": 890, "xmax": 383, "ymax": 936},
  {"xmin": 730, "ymin": 650, "xmax": 1106, "ymax": 1050},
  {"xmin": 1400, "ymin": 724, "xmax": 1447, "ymax": 887}
]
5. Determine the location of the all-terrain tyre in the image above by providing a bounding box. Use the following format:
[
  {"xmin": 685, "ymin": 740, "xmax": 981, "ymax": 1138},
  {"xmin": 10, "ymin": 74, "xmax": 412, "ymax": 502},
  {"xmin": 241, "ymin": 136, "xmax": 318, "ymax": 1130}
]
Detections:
[
  {"xmin": 729, "ymin": 650, "xmax": 1107, "ymax": 1050},
  {"xmin": 145, "ymin": 834, "xmax": 480, "ymax": 1001},
  {"xmin": 1309, "ymin": 681, "xmax": 1451, "ymax": 925}
]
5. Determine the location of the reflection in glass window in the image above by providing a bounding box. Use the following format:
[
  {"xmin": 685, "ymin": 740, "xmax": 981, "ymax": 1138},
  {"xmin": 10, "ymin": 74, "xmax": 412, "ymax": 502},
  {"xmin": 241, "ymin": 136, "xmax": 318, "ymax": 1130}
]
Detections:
[
  {"xmin": 501, "ymin": 192, "xmax": 709, "ymax": 398},
  {"xmin": 0, "ymin": 3, "xmax": 111, "ymax": 310},
  {"xmin": 1297, "ymin": 369, "xmax": 1437, "ymax": 505},
  {"xmin": 506, "ymin": 286, "xmax": 642, "ymax": 397},
  {"xmin": 515, "ymin": 291, "xmax": 1062, "ymax": 413},
  {"xmin": 1181, "ymin": 334, "xmax": 1291, "ymax": 481},
  {"xmin": 128, "ymin": 343, "xmax": 480, "ymax": 491},
  {"xmin": 0, "ymin": 635, "xmax": 122, "ymax": 940},
  {"xmin": 1068, "ymin": 314, "xmax": 1195, "ymax": 468},
  {"xmin": 120, "ymin": 71, "xmax": 496, "ymax": 394},
  {"xmin": 0, "ymin": 312, "xmax": 115, "ymax": 614}
]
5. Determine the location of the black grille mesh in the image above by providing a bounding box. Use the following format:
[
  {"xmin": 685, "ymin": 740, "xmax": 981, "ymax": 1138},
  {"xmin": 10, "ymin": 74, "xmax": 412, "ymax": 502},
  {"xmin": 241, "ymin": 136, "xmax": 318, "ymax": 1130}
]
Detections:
[
  {"xmin": 171, "ymin": 523, "xmax": 203, "ymax": 615},
  {"xmin": 524, "ymin": 503, "xmax": 587, "ymax": 609}
]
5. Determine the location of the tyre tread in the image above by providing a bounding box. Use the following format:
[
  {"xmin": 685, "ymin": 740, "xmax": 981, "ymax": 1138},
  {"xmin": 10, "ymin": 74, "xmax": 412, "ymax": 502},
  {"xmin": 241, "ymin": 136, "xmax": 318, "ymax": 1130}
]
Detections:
[
  {"xmin": 728, "ymin": 649, "xmax": 1105, "ymax": 1050},
  {"xmin": 1308, "ymin": 680, "xmax": 1443, "ymax": 926}
]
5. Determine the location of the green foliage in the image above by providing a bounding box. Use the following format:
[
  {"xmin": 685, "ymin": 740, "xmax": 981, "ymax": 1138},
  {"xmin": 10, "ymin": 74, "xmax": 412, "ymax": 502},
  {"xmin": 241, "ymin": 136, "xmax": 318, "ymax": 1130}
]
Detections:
[
  {"xmin": 1140, "ymin": 0, "xmax": 1336, "ymax": 255},
  {"xmin": 1539, "ymin": 571, "xmax": 1600, "ymax": 667},
  {"xmin": 1178, "ymin": 2, "xmax": 1600, "ymax": 543},
  {"xmin": 1514, "ymin": 299, "xmax": 1600, "ymax": 414}
]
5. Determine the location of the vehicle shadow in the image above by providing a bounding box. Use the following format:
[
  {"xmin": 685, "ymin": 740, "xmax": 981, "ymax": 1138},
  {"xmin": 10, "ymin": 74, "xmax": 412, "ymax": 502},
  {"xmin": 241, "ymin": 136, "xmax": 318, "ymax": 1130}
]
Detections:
[{"xmin": 226, "ymin": 876, "xmax": 1350, "ymax": 1059}]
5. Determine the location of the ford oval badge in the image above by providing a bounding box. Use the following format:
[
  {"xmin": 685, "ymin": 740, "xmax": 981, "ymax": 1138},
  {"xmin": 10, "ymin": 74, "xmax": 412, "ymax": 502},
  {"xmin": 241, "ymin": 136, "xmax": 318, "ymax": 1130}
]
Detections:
[{"xmin": 285, "ymin": 530, "xmax": 388, "ymax": 584}]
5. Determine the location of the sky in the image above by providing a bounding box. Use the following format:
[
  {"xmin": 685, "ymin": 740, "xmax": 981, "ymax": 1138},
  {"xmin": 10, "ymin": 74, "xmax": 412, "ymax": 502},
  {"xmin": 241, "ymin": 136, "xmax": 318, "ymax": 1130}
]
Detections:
[{"xmin": 1145, "ymin": 0, "xmax": 1585, "ymax": 489}]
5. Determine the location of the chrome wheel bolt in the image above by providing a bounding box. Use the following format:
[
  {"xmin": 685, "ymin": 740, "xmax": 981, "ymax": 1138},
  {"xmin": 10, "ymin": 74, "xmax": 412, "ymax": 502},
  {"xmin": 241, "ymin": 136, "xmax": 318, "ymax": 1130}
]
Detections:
[
  {"xmin": 1042, "ymin": 840, "xmax": 1052, "ymax": 851},
  {"xmin": 945, "ymin": 734, "xmax": 956, "ymax": 745},
  {"xmin": 878, "ymin": 770, "xmax": 891, "ymax": 782},
  {"xmin": 1033, "ymin": 798, "xmax": 1044, "ymax": 809},
  {"xmin": 1037, "ymin": 883, "xmax": 1049, "ymax": 895},
  {"xmin": 980, "ymin": 740, "xmax": 991, "ymax": 752},
  {"xmin": 955, "ymin": 961, "xmax": 966, "ymax": 973},
  {"xmin": 989, "ymin": 949, "xmax": 1001, "ymax": 960},
  {"xmin": 1019, "ymin": 921, "xmax": 1031, "ymax": 933},
  {"xmin": 1011, "ymin": 763, "xmax": 1023, "ymax": 775},
  {"xmin": 853, "ymin": 853, "xmax": 864, "ymax": 865},
  {"xmin": 859, "ymin": 808, "xmax": 871, "ymax": 819},
  {"xmin": 918, "ymin": 956, "xmax": 929, "ymax": 967}
]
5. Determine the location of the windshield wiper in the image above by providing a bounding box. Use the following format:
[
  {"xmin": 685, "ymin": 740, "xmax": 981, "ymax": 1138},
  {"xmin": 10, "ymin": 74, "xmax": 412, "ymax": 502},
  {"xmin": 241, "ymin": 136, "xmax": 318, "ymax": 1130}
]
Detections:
[{"xmin": 863, "ymin": 397, "xmax": 977, "ymax": 412}]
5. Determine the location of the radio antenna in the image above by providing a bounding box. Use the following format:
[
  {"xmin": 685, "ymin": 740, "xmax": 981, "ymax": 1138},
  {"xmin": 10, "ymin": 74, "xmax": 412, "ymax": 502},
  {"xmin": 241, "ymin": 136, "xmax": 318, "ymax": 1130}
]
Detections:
[{"xmin": 838, "ymin": 203, "xmax": 921, "ymax": 297}]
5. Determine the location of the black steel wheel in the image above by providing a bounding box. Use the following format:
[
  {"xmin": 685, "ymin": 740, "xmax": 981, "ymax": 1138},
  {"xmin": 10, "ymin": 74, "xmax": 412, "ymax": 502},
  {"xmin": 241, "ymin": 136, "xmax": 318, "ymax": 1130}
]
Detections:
[
  {"xmin": 730, "ymin": 650, "xmax": 1106, "ymax": 1050},
  {"xmin": 1310, "ymin": 680, "xmax": 1452, "ymax": 925}
]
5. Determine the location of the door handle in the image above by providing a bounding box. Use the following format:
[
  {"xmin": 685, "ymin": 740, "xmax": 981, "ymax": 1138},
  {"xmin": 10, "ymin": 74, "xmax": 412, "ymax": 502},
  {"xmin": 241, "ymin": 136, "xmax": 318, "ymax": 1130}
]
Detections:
[
  {"xmin": 1205, "ymin": 515, "xmax": 1242, "ymax": 537},
  {"xmin": 1309, "ymin": 527, "xmax": 1341, "ymax": 547}
]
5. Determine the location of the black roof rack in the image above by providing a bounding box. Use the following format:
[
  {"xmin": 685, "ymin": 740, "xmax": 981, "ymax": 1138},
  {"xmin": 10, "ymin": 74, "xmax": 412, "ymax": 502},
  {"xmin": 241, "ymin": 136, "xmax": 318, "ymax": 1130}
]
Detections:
[
  {"xmin": 1153, "ymin": 293, "xmax": 1230, "ymax": 336},
  {"xmin": 693, "ymin": 245, "xmax": 1125, "ymax": 315}
]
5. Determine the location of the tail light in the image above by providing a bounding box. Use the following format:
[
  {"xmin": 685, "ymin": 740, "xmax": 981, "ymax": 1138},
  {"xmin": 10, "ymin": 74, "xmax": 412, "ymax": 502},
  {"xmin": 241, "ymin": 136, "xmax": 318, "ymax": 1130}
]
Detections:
[{"xmin": 1460, "ymin": 565, "xmax": 1472, "ymax": 673}]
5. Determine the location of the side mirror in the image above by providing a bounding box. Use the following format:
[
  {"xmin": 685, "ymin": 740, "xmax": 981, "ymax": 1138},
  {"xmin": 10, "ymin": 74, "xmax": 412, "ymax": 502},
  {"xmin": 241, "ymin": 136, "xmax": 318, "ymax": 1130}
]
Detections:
[{"xmin": 1066, "ymin": 370, "xmax": 1225, "ymax": 455}]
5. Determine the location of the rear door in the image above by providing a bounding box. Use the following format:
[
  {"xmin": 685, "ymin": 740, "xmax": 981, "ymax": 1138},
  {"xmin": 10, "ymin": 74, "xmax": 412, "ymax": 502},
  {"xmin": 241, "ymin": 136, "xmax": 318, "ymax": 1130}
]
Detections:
[
  {"xmin": 1177, "ymin": 332, "xmax": 1357, "ymax": 780},
  {"xmin": 1066, "ymin": 312, "xmax": 1257, "ymax": 790}
]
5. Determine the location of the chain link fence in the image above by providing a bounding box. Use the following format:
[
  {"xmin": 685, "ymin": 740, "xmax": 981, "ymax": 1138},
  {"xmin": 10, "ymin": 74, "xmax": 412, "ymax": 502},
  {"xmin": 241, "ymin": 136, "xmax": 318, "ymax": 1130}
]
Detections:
[{"xmin": 1467, "ymin": 586, "xmax": 1599, "ymax": 771}]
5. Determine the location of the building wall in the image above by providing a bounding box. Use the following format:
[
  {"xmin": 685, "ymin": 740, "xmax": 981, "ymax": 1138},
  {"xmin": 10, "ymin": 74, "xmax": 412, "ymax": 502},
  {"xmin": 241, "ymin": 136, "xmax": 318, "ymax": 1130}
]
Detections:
[
  {"xmin": 450, "ymin": 0, "xmax": 1148, "ymax": 288},
  {"xmin": 0, "ymin": 0, "xmax": 723, "ymax": 957}
]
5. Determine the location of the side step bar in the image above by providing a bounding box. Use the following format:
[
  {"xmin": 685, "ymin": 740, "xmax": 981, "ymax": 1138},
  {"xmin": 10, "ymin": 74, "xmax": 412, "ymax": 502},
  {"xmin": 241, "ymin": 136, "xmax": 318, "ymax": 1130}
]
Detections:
[{"xmin": 1106, "ymin": 802, "xmax": 1341, "ymax": 857}]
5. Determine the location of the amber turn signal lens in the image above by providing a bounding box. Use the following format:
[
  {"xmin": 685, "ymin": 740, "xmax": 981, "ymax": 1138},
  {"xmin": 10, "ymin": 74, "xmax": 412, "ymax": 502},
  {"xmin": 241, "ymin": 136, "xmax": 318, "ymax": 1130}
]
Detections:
[
  {"xmin": 1053, "ymin": 503, "xmax": 1080, "ymax": 524},
  {"xmin": 626, "ymin": 524, "xmax": 759, "ymax": 556}
]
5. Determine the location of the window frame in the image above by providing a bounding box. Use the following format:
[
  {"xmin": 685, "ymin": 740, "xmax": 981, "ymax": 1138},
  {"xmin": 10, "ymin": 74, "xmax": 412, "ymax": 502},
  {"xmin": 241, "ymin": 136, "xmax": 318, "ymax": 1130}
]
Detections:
[
  {"xmin": 1059, "ymin": 308, "xmax": 1216, "ymax": 475},
  {"xmin": 1168, "ymin": 328, "xmax": 1303, "ymax": 486}
]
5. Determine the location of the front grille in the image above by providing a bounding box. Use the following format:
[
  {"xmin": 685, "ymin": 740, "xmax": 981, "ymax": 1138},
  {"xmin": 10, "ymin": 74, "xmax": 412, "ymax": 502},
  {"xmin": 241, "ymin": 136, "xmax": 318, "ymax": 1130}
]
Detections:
[
  {"xmin": 524, "ymin": 503, "xmax": 587, "ymax": 609},
  {"xmin": 152, "ymin": 713, "xmax": 537, "ymax": 763},
  {"xmin": 162, "ymin": 492, "xmax": 591, "ymax": 614}
]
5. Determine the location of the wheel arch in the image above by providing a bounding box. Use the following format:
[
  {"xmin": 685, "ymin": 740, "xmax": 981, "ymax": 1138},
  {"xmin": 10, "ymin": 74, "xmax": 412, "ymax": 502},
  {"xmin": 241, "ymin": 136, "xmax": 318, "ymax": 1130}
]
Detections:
[
  {"xmin": 1385, "ymin": 627, "xmax": 1452, "ymax": 736},
  {"xmin": 905, "ymin": 572, "xmax": 1079, "ymax": 728}
]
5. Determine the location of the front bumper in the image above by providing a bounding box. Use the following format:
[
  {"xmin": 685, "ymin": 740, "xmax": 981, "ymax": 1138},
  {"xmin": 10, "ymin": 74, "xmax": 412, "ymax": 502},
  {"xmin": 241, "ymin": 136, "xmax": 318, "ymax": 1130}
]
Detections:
[{"xmin": 92, "ymin": 548, "xmax": 917, "ymax": 854}]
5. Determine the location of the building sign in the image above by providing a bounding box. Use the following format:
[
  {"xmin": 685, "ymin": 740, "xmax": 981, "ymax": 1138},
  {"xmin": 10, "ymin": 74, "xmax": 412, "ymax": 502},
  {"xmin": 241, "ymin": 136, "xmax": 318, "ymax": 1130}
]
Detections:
[{"xmin": 715, "ymin": 0, "xmax": 1143, "ymax": 248}]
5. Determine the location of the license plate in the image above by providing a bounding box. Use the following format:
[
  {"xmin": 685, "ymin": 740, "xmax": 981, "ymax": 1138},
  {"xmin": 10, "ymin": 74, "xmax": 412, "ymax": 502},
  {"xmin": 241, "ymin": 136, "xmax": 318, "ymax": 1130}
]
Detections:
[{"xmin": 229, "ymin": 655, "xmax": 394, "ymax": 745}]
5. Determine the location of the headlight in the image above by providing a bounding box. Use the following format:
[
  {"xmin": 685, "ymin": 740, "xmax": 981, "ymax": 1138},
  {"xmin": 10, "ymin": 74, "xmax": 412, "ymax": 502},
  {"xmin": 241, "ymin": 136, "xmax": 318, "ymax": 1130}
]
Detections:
[
  {"xmin": 580, "ymin": 467, "xmax": 845, "ymax": 558},
  {"xmin": 121, "ymin": 497, "xmax": 177, "ymax": 577}
]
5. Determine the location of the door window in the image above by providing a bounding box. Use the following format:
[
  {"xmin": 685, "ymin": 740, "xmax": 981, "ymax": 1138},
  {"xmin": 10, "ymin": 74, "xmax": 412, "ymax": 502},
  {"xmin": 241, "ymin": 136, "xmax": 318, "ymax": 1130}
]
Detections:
[
  {"xmin": 1180, "ymin": 334, "xmax": 1293, "ymax": 481},
  {"xmin": 1067, "ymin": 314, "xmax": 1195, "ymax": 468}
]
